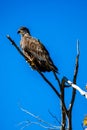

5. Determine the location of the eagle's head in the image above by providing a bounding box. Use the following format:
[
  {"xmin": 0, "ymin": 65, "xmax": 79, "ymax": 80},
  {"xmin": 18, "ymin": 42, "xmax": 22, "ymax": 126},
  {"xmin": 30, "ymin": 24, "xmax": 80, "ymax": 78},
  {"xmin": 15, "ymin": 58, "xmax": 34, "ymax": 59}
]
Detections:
[{"xmin": 17, "ymin": 26, "xmax": 31, "ymax": 36}]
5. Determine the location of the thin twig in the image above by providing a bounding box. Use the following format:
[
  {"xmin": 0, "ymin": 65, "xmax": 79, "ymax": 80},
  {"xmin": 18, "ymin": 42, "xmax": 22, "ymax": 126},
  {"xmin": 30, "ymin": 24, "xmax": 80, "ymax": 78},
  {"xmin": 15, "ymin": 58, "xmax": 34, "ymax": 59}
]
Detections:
[
  {"xmin": 38, "ymin": 70, "xmax": 69, "ymax": 124},
  {"xmin": 19, "ymin": 121, "xmax": 61, "ymax": 130},
  {"xmin": 37, "ymin": 70, "xmax": 60, "ymax": 98},
  {"xmin": 53, "ymin": 71, "xmax": 61, "ymax": 87},
  {"xmin": 19, "ymin": 121, "xmax": 30, "ymax": 130},
  {"xmin": 48, "ymin": 110, "xmax": 61, "ymax": 125},
  {"xmin": 19, "ymin": 107, "xmax": 61, "ymax": 130},
  {"xmin": 69, "ymin": 40, "xmax": 80, "ymax": 111},
  {"xmin": 7, "ymin": 35, "xmax": 26, "ymax": 58}
]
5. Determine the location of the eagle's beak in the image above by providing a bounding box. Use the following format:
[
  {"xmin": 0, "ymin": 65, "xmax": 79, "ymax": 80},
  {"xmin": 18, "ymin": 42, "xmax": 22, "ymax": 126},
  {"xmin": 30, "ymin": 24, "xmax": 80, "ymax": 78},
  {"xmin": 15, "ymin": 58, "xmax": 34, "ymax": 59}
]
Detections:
[{"xmin": 17, "ymin": 30, "xmax": 20, "ymax": 34}]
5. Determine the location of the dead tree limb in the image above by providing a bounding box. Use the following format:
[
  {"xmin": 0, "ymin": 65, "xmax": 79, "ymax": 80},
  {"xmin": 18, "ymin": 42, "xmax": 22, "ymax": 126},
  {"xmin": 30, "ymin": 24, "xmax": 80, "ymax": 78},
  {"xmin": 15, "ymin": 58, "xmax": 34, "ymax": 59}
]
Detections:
[
  {"xmin": 69, "ymin": 40, "xmax": 80, "ymax": 111},
  {"xmin": 48, "ymin": 110, "xmax": 61, "ymax": 125},
  {"xmin": 60, "ymin": 78, "xmax": 67, "ymax": 130},
  {"xmin": 53, "ymin": 72, "xmax": 61, "ymax": 87},
  {"xmin": 7, "ymin": 35, "xmax": 26, "ymax": 58},
  {"xmin": 68, "ymin": 40, "xmax": 80, "ymax": 130},
  {"xmin": 18, "ymin": 107, "xmax": 61, "ymax": 130}
]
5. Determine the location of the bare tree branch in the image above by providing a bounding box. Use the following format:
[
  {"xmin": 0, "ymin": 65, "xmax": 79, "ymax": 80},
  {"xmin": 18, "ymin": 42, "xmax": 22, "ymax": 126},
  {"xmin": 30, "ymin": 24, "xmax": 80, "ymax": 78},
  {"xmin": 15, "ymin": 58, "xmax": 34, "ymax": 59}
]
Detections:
[
  {"xmin": 38, "ymin": 71, "xmax": 61, "ymax": 98},
  {"xmin": 61, "ymin": 78, "xmax": 67, "ymax": 130},
  {"xmin": 18, "ymin": 120, "xmax": 61, "ymax": 130},
  {"xmin": 48, "ymin": 110, "xmax": 61, "ymax": 125},
  {"xmin": 18, "ymin": 120, "xmax": 30, "ymax": 130},
  {"xmin": 64, "ymin": 77, "xmax": 87, "ymax": 98},
  {"xmin": 7, "ymin": 35, "xmax": 26, "ymax": 58},
  {"xmin": 53, "ymin": 72, "xmax": 61, "ymax": 87},
  {"xmin": 69, "ymin": 40, "xmax": 80, "ymax": 111},
  {"xmin": 19, "ymin": 107, "xmax": 61, "ymax": 130},
  {"xmin": 65, "ymin": 40, "xmax": 80, "ymax": 130}
]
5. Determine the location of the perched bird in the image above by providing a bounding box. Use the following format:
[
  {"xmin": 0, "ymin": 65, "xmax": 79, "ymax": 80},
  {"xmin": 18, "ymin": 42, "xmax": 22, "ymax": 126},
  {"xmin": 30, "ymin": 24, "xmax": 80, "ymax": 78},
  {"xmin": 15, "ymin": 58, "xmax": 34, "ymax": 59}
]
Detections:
[{"xmin": 17, "ymin": 26, "xmax": 58, "ymax": 73}]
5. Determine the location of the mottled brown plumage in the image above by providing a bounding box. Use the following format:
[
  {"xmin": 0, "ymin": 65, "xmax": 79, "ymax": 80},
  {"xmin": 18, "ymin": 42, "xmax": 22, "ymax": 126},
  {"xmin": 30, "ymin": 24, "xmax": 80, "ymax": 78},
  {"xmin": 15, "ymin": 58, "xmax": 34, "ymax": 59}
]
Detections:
[{"xmin": 18, "ymin": 27, "xmax": 58, "ymax": 73}]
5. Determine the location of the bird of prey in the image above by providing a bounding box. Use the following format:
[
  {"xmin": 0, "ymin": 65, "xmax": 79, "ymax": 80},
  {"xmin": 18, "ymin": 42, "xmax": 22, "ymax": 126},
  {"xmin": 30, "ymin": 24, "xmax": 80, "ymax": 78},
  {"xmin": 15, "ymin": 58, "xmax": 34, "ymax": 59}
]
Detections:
[{"xmin": 17, "ymin": 26, "xmax": 58, "ymax": 73}]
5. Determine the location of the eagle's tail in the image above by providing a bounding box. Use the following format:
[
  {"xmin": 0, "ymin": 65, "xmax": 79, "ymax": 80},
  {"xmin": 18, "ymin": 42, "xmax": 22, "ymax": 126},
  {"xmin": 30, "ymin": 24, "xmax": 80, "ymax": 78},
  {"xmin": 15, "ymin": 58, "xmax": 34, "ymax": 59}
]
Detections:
[{"xmin": 50, "ymin": 64, "xmax": 58, "ymax": 73}]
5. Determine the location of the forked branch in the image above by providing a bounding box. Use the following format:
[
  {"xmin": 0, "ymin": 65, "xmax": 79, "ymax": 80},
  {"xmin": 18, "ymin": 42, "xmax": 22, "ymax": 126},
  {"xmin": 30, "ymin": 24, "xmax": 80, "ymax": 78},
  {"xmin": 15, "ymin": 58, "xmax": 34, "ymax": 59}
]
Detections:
[{"xmin": 18, "ymin": 106, "xmax": 61, "ymax": 130}]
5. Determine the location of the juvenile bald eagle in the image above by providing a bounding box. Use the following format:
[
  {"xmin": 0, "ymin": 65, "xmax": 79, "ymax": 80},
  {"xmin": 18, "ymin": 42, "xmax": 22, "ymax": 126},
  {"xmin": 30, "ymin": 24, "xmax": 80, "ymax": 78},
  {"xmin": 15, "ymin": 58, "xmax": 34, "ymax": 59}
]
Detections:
[{"xmin": 18, "ymin": 27, "xmax": 58, "ymax": 73}]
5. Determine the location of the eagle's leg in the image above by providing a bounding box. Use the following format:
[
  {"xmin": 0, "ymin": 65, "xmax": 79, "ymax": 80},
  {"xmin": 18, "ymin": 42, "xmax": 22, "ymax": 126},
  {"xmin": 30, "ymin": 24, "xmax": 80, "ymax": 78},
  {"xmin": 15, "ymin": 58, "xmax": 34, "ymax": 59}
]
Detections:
[{"xmin": 25, "ymin": 56, "xmax": 38, "ymax": 70}]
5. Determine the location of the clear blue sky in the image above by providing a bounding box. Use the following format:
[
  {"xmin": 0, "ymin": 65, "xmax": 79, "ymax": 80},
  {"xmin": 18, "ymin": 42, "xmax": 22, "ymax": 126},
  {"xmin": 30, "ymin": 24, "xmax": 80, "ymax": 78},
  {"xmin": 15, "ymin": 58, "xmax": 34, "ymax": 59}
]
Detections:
[{"xmin": 0, "ymin": 0, "xmax": 87, "ymax": 130}]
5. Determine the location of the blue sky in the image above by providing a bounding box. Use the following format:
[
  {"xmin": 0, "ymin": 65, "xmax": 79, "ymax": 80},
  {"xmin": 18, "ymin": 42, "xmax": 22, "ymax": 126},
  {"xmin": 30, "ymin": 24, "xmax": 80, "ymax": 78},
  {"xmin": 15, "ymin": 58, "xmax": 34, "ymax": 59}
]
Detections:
[{"xmin": 0, "ymin": 0, "xmax": 87, "ymax": 130}]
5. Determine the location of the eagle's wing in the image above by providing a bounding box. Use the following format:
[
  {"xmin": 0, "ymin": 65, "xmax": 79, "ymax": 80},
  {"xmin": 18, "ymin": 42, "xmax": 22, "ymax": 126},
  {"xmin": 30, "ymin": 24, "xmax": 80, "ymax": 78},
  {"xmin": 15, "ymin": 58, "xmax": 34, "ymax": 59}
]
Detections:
[
  {"xmin": 24, "ymin": 36, "xmax": 50, "ymax": 61},
  {"xmin": 23, "ymin": 35, "xmax": 58, "ymax": 72}
]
